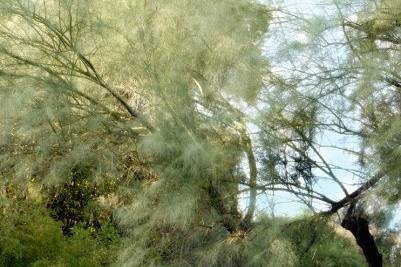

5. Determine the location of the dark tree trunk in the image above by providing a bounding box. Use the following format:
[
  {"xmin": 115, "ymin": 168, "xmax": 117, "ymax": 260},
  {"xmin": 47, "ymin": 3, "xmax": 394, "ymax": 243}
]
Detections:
[{"xmin": 341, "ymin": 204, "xmax": 382, "ymax": 267}]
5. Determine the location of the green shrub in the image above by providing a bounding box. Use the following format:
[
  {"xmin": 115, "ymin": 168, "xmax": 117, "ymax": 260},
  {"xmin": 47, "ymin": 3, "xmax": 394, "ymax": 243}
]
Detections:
[{"xmin": 0, "ymin": 200, "xmax": 120, "ymax": 267}]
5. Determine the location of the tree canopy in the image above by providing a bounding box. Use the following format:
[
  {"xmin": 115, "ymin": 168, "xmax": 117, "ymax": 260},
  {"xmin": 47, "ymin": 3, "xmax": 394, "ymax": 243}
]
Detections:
[{"xmin": 0, "ymin": 0, "xmax": 400, "ymax": 266}]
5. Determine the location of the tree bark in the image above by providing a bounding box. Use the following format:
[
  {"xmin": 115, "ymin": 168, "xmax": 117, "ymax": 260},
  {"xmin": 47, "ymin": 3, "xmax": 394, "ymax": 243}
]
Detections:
[
  {"xmin": 241, "ymin": 131, "xmax": 257, "ymax": 231},
  {"xmin": 341, "ymin": 203, "xmax": 382, "ymax": 267}
]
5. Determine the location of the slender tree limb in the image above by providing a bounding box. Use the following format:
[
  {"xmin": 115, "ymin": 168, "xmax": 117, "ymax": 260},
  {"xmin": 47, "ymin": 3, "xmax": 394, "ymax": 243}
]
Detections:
[
  {"xmin": 325, "ymin": 172, "xmax": 384, "ymax": 214},
  {"xmin": 241, "ymin": 128, "xmax": 258, "ymax": 230}
]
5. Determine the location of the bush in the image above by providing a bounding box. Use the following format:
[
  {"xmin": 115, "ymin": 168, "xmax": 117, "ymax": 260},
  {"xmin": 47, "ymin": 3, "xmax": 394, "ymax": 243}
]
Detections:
[{"xmin": 0, "ymin": 200, "xmax": 120, "ymax": 267}]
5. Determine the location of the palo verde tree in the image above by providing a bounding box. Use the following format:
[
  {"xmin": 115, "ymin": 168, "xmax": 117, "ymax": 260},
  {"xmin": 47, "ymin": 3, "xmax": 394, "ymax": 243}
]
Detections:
[
  {"xmin": 254, "ymin": 1, "xmax": 401, "ymax": 266},
  {"xmin": 0, "ymin": 0, "xmax": 396, "ymax": 266},
  {"xmin": 0, "ymin": 0, "xmax": 277, "ymax": 266}
]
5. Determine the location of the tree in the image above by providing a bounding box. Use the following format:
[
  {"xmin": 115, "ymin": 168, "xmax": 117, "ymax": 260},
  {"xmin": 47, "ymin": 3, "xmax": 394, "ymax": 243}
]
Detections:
[
  {"xmin": 0, "ymin": 0, "xmax": 399, "ymax": 266},
  {"xmin": 0, "ymin": 0, "xmax": 274, "ymax": 266},
  {"xmin": 254, "ymin": 1, "xmax": 401, "ymax": 266}
]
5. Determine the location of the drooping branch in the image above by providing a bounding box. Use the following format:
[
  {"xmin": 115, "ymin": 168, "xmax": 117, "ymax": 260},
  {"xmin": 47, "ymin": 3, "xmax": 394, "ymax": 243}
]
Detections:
[{"xmin": 2, "ymin": 4, "xmax": 155, "ymax": 132}]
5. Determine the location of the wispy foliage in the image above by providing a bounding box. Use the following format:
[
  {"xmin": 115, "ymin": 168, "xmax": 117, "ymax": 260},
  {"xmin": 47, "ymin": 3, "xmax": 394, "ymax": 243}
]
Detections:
[{"xmin": 1, "ymin": 0, "xmax": 400, "ymax": 266}]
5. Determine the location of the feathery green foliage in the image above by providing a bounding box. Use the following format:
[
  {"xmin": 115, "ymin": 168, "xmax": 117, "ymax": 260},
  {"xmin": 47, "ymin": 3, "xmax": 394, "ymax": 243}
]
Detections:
[{"xmin": 1, "ymin": 0, "xmax": 400, "ymax": 266}]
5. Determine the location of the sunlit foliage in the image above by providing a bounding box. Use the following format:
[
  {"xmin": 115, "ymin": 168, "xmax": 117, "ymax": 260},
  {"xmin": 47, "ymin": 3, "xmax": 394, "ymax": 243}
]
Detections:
[{"xmin": 0, "ymin": 0, "xmax": 400, "ymax": 266}]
